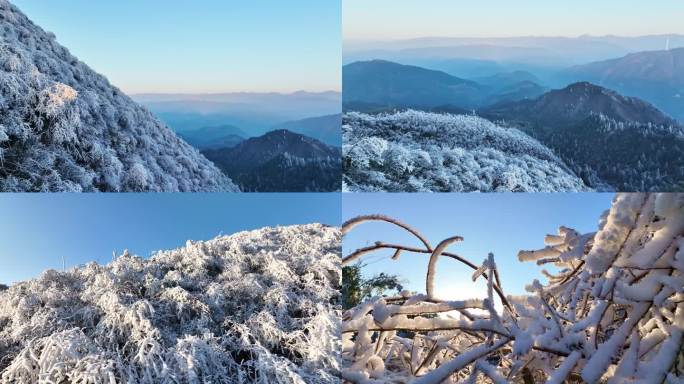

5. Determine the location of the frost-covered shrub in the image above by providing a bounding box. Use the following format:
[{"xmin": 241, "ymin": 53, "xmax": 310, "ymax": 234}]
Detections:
[
  {"xmin": 343, "ymin": 110, "xmax": 590, "ymax": 192},
  {"xmin": 342, "ymin": 194, "xmax": 684, "ymax": 383},
  {"xmin": 0, "ymin": 0, "xmax": 237, "ymax": 191},
  {"xmin": 0, "ymin": 224, "xmax": 341, "ymax": 383}
]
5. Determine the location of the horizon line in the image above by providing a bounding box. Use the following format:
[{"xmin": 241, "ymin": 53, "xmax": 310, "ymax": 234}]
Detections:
[
  {"xmin": 344, "ymin": 32, "xmax": 684, "ymax": 43},
  {"xmin": 128, "ymin": 89, "xmax": 342, "ymax": 97}
]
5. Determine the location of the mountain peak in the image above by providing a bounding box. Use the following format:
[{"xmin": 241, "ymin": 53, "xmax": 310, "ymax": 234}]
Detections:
[
  {"xmin": 202, "ymin": 130, "xmax": 341, "ymax": 192},
  {"xmin": 484, "ymin": 82, "xmax": 679, "ymax": 129}
]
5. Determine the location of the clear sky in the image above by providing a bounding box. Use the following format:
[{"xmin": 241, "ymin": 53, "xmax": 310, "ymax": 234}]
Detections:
[
  {"xmin": 0, "ymin": 193, "xmax": 341, "ymax": 285},
  {"xmin": 344, "ymin": 0, "xmax": 684, "ymax": 40},
  {"xmin": 12, "ymin": 0, "xmax": 341, "ymax": 94},
  {"xmin": 343, "ymin": 193, "xmax": 614, "ymax": 302}
]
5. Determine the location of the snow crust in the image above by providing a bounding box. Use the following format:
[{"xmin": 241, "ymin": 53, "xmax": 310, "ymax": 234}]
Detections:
[
  {"xmin": 342, "ymin": 110, "xmax": 589, "ymax": 192},
  {"xmin": 0, "ymin": 224, "xmax": 341, "ymax": 383}
]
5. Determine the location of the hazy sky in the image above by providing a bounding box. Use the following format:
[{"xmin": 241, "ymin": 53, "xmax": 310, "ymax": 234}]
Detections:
[
  {"xmin": 344, "ymin": 0, "xmax": 684, "ymax": 41},
  {"xmin": 0, "ymin": 194, "xmax": 340, "ymax": 285},
  {"xmin": 343, "ymin": 193, "xmax": 614, "ymax": 301},
  {"xmin": 12, "ymin": 0, "xmax": 341, "ymax": 94}
]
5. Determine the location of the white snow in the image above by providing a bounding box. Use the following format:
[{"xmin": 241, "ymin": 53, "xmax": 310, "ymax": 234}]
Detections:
[
  {"xmin": 0, "ymin": 0, "xmax": 238, "ymax": 191},
  {"xmin": 342, "ymin": 193, "xmax": 684, "ymax": 383},
  {"xmin": 343, "ymin": 110, "xmax": 590, "ymax": 192},
  {"xmin": 0, "ymin": 224, "xmax": 340, "ymax": 383}
]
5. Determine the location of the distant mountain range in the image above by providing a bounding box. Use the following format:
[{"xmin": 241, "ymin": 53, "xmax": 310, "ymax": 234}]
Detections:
[
  {"xmin": 343, "ymin": 55, "xmax": 684, "ymax": 191},
  {"xmin": 344, "ymin": 34, "xmax": 684, "ymax": 69},
  {"xmin": 482, "ymin": 82, "xmax": 684, "ymax": 191},
  {"xmin": 343, "ymin": 60, "xmax": 546, "ymax": 111},
  {"xmin": 557, "ymin": 47, "xmax": 684, "ymax": 121},
  {"xmin": 203, "ymin": 130, "xmax": 341, "ymax": 192},
  {"xmin": 343, "ymin": 60, "xmax": 485, "ymax": 109},
  {"xmin": 345, "ymin": 40, "xmax": 684, "ymax": 122},
  {"xmin": 178, "ymin": 125, "xmax": 247, "ymax": 150},
  {"xmin": 132, "ymin": 91, "xmax": 341, "ymax": 136}
]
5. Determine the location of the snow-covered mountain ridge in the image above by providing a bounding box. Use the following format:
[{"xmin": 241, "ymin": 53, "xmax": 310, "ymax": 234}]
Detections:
[
  {"xmin": 0, "ymin": 224, "xmax": 341, "ymax": 383},
  {"xmin": 0, "ymin": 0, "xmax": 237, "ymax": 191},
  {"xmin": 343, "ymin": 110, "xmax": 589, "ymax": 192}
]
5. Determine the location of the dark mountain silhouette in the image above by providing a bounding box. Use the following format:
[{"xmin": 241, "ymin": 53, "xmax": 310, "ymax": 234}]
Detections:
[
  {"xmin": 472, "ymin": 70, "xmax": 542, "ymax": 88},
  {"xmin": 178, "ymin": 125, "xmax": 246, "ymax": 150},
  {"xmin": 343, "ymin": 60, "xmax": 485, "ymax": 109},
  {"xmin": 343, "ymin": 61, "xmax": 553, "ymax": 112},
  {"xmin": 485, "ymin": 82, "xmax": 679, "ymax": 127},
  {"xmin": 482, "ymin": 82, "xmax": 684, "ymax": 191},
  {"xmin": 558, "ymin": 48, "xmax": 684, "ymax": 121},
  {"xmin": 485, "ymin": 80, "xmax": 548, "ymax": 105},
  {"xmin": 272, "ymin": 114, "xmax": 341, "ymax": 147},
  {"xmin": 203, "ymin": 130, "xmax": 341, "ymax": 192}
]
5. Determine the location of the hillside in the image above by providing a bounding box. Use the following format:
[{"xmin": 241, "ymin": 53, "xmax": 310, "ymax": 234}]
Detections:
[
  {"xmin": 343, "ymin": 60, "xmax": 484, "ymax": 110},
  {"xmin": 343, "ymin": 110, "xmax": 588, "ymax": 192},
  {"xmin": 343, "ymin": 61, "xmax": 552, "ymax": 112},
  {"xmin": 203, "ymin": 130, "xmax": 341, "ymax": 192},
  {"xmin": 272, "ymin": 114, "xmax": 342, "ymax": 147},
  {"xmin": 559, "ymin": 48, "xmax": 684, "ymax": 121},
  {"xmin": 0, "ymin": 0, "xmax": 237, "ymax": 192},
  {"xmin": 0, "ymin": 224, "xmax": 341, "ymax": 383},
  {"xmin": 485, "ymin": 82, "xmax": 679, "ymax": 127},
  {"xmin": 483, "ymin": 82, "xmax": 684, "ymax": 191}
]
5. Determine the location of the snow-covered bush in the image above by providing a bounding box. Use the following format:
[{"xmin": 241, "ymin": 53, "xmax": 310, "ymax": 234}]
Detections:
[
  {"xmin": 0, "ymin": 0, "xmax": 237, "ymax": 191},
  {"xmin": 0, "ymin": 224, "xmax": 341, "ymax": 383},
  {"xmin": 343, "ymin": 110, "xmax": 589, "ymax": 192},
  {"xmin": 342, "ymin": 194, "xmax": 684, "ymax": 383}
]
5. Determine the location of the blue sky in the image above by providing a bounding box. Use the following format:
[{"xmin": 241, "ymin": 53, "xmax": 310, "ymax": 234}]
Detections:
[
  {"xmin": 0, "ymin": 194, "xmax": 340, "ymax": 285},
  {"xmin": 343, "ymin": 193, "xmax": 614, "ymax": 301},
  {"xmin": 344, "ymin": 0, "xmax": 684, "ymax": 40},
  {"xmin": 12, "ymin": 0, "xmax": 341, "ymax": 94}
]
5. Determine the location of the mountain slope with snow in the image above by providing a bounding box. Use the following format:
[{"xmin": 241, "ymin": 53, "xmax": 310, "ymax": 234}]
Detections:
[
  {"xmin": 343, "ymin": 110, "xmax": 588, "ymax": 192},
  {"xmin": 483, "ymin": 82, "xmax": 684, "ymax": 191},
  {"xmin": 0, "ymin": 224, "xmax": 341, "ymax": 383},
  {"xmin": 0, "ymin": 0, "xmax": 237, "ymax": 191}
]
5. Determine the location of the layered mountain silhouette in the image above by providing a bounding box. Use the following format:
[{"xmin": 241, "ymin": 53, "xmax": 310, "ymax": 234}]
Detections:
[
  {"xmin": 203, "ymin": 130, "xmax": 341, "ymax": 192},
  {"xmin": 484, "ymin": 82, "xmax": 679, "ymax": 127},
  {"xmin": 559, "ymin": 48, "xmax": 684, "ymax": 121},
  {"xmin": 343, "ymin": 60, "xmax": 485, "ymax": 110},
  {"xmin": 272, "ymin": 114, "xmax": 342, "ymax": 147},
  {"xmin": 482, "ymin": 82, "xmax": 684, "ymax": 191},
  {"xmin": 343, "ymin": 60, "xmax": 548, "ymax": 111},
  {"xmin": 0, "ymin": 1, "xmax": 237, "ymax": 191},
  {"xmin": 178, "ymin": 125, "xmax": 246, "ymax": 150}
]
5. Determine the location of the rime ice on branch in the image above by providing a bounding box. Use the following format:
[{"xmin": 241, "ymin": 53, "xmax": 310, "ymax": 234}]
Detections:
[{"xmin": 341, "ymin": 194, "xmax": 684, "ymax": 383}]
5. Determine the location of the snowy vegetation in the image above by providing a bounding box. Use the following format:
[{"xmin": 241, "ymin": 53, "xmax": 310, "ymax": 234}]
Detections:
[
  {"xmin": 0, "ymin": 0, "xmax": 237, "ymax": 191},
  {"xmin": 342, "ymin": 194, "xmax": 684, "ymax": 383},
  {"xmin": 0, "ymin": 224, "xmax": 341, "ymax": 383},
  {"xmin": 515, "ymin": 112, "xmax": 684, "ymax": 192},
  {"xmin": 343, "ymin": 111, "xmax": 589, "ymax": 192}
]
